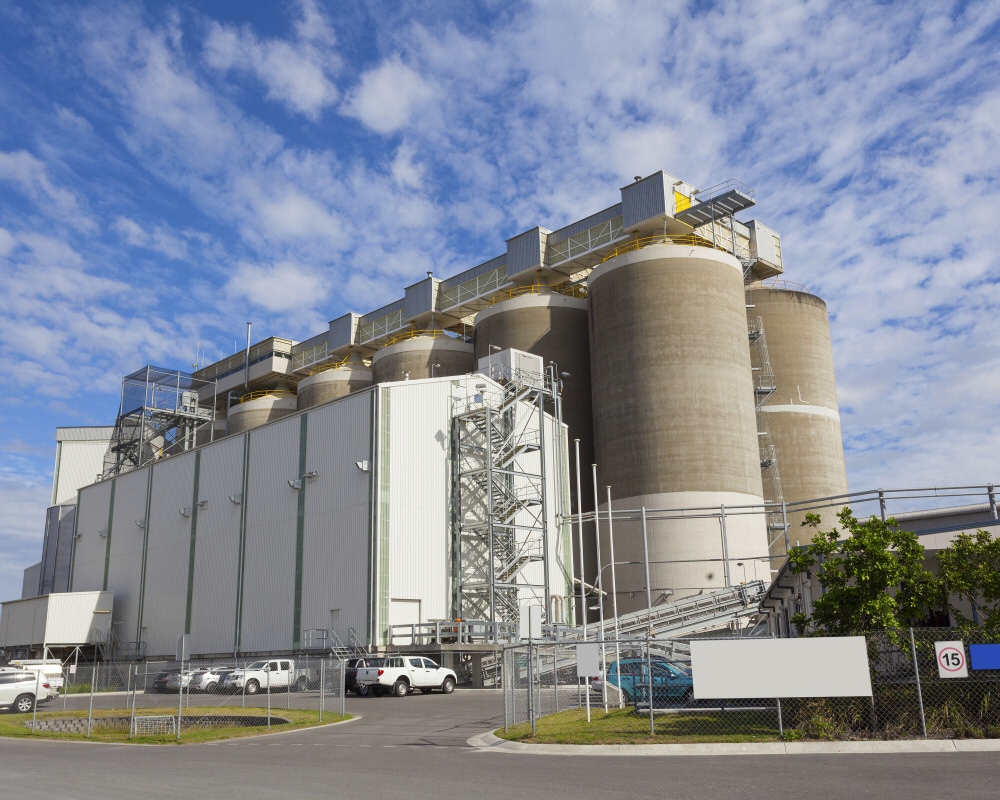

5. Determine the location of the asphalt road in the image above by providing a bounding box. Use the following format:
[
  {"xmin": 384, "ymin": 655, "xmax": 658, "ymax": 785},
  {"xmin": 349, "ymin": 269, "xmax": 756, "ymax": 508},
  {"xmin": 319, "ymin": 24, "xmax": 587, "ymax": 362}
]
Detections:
[{"xmin": 4, "ymin": 690, "xmax": 1000, "ymax": 800}]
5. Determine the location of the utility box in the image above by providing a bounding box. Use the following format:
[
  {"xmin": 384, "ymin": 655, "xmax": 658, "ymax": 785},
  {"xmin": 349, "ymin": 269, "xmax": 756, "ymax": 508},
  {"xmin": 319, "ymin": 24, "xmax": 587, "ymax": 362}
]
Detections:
[
  {"xmin": 747, "ymin": 220, "xmax": 784, "ymax": 279},
  {"xmin": 478, "ymin": 348, "xmax": 545, "ymax": 388}
]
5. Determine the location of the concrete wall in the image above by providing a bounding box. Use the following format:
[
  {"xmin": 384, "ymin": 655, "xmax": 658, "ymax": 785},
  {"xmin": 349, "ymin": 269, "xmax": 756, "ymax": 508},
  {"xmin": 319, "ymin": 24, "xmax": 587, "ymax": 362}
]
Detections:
[
  {"xmin": 227, "ymin": 395, "xmax": 297, "ymax": 435},
  {"xmin": 297, "ymin": 365, "xmax": 372, "ymax": 410},
  {"xmin": 371, "ymin": 336, "xmax": 474, "ymax": 384}
]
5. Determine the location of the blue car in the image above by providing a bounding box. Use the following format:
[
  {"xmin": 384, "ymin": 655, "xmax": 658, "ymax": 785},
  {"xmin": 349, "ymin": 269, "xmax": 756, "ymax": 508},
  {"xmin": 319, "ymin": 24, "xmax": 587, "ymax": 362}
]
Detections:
[{"xmin": 596, "ymin": 659, "xmax": 694, "ymax": 706}]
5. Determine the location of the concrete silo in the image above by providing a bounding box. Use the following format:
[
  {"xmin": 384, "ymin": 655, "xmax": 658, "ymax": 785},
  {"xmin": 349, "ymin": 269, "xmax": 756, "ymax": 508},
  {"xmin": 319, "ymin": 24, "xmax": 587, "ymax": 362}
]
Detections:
[
  {"xmin": 371, "ymin": 332, "xmax": 474, "ymax": 384},
  {"xmin": 227, "ymin": 391, "xmax": 298, "ymax": 435},
  {"xmin": 588, "ymin": 244, "xmax": 770, "ymax": 611},
  {"xmin": 297, "ymin": 354, "xmax": 372, "ymax": 410},
  {"xmin": 747, "ymin": 284, "xmax": 848, "ymax": 547}
]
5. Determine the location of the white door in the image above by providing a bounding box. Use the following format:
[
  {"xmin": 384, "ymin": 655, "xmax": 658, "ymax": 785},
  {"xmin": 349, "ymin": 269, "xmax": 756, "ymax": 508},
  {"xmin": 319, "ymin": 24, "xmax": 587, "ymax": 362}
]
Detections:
[{"xmin": 389, "ymin": 599, "xmax": 421, "ymax": 643}]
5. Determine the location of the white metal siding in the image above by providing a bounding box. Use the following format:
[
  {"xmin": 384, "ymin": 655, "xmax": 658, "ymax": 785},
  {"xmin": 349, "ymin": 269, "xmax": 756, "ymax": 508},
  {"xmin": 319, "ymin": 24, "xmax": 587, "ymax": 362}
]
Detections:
[
  {"xmin": 0, "ymin": 595, "xmax": 48, "ymax": 647},
  {"xmin": 71, "ymin": 480, "xmax": 113, "ymax": 592},
  {"xmin": 189, "ymin": 435, "xmax": 246, "ymax": 655},
  {"xmin": 242, "ymin": 417, "xmax": 300, "ymax": 653},
  {"xmin": 44, "ymin": 591, "xmax": 113, "ymax": 645},
  {"xmin": 301, "ymin": 393, "xmax": 373, "ymax": 648},
  {"xmin": 141, "ymin": 453, "xmax": 196, "ymax": 657},
  {"xmin": 105, "ymin": 468, "xmax": 150, "ymax": 646},
  {"xmin": 53, "ymin": 440, "xmax": 109, "ymax": 504}
]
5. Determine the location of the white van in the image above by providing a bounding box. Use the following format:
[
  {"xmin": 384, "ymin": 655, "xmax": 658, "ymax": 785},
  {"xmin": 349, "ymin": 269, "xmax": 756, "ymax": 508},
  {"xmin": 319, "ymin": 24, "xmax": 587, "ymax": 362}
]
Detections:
[{"xmin": 9, "ymin": 660, "xmax": 64, "ymax": 695}]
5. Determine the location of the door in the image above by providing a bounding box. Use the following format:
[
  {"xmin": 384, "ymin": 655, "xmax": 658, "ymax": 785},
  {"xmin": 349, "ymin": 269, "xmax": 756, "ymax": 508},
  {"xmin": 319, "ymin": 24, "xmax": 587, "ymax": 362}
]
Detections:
[{"xmin": 389, "ymin": 599, "xmax": 421, "ymax": 643}]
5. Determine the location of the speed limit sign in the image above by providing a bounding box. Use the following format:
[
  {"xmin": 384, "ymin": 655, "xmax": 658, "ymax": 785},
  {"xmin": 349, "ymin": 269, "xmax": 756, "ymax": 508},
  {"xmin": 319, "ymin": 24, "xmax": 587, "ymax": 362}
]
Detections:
[{"xmin": 934, "ymin": 641, "xmax": 968, "ymax": 679}]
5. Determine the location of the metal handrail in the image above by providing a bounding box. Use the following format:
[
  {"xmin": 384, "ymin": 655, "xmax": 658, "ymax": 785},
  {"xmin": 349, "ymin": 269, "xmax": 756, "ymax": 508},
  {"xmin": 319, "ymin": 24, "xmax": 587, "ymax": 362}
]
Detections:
[
  {"xmin": 381, "ymin": 329, "xmax": 457, "ymax": 347},
  {"xmin": 238, "ymin": 389, "xmax": 296, "ymax": 404},
  {"xmin": 601, "ymin": 233, "xmax": 726, "ymax": 262},
  {"xmin": 308, "ymin": 355, "xmax": 352, "ymax": 375},
  {"xmin": 749, "ymin": 279, "xmax": 811, "ymax": 294},
  {"xmin": 487, "ymin": 282, "xmax": 587, "ymax": 305}
]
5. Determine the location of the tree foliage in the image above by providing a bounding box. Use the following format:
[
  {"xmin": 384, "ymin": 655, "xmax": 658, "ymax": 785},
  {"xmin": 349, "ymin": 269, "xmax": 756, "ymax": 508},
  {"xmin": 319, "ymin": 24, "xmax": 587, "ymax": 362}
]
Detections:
[
  {"xmin": 787, "ymin": 508, "xmax": 943, "ymax": 635},
  {"xmin": 936, "ymin": 529, "xmax": 1000, "ymax": 630}
]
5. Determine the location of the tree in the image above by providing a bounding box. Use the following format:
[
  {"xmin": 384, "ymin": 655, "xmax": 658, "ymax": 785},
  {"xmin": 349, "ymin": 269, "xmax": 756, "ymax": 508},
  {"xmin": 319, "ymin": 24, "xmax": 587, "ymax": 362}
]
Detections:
[
  {"xmin": 937, "ymin": 529, "xmax": 1000, "ymax": 630},
  {"xmin": 787, "ymin": 508, "xmax": 943, "ymax": 635}
]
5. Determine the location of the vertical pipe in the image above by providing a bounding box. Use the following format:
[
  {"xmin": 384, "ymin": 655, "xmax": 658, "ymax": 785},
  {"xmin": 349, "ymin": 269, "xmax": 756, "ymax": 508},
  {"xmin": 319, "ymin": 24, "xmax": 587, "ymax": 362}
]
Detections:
[
  {"xmin": 607, "ymin": 486, "xmax": 623, "ymax": 709},
  {"xmin": 574, "ymin": 439, "xmax": 586, "ymax": 637},
  {"xmin": 641, "ymin": 507, "xmax": 654, "ymax": 734},
  {"xmin": 720, "ymin": 504, "xmax": 731, "ymax": 588},
  {"xmin": 244, "ymin": 322, "xmax": 252, "ymax": 391},
  {"xmin": 591, "ymin": 464, "xmax": 607, "ymax": 714},
  {"xmin": 989, "ymin": 484, "xmax": 997, "ymax": 521},
  {"xmin": 910, "ymin": 628, "xmax": 928, "ymax": 738},
  {"xmin": 879, "ymin": 489, "xmax": 887, "ymax": 523}
]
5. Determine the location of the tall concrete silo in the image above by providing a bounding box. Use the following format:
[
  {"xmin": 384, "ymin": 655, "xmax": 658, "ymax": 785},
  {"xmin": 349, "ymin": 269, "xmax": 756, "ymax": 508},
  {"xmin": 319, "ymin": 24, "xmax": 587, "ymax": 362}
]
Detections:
[
  {"xmin": 589, "ymin": 244, "xmax": 769, "ymax": 612},
  {"xmin": 297, "ymin": 354, "xmax": 372, "ymax": 410},
  {"xmin": 473, "ymin": 289, "xmax": 593, "ymax": 487},
  {"xmin": 227, "ymin": 391, "xmax": 298, "ymax": 435},
  {"xmin": 371, "ymin": 333, "xmax": 474, "ymax": 384},
  {"xmin": 747, "ymin": 284, "xmax": 848, "ymax": 547}
]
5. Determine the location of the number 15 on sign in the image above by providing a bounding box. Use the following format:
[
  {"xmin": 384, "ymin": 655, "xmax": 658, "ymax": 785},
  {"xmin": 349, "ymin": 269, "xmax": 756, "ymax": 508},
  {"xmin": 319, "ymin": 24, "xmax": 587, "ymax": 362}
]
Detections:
[{"xmin": 934, "ymin": 641, "xmax": 968, "ymax": 679}]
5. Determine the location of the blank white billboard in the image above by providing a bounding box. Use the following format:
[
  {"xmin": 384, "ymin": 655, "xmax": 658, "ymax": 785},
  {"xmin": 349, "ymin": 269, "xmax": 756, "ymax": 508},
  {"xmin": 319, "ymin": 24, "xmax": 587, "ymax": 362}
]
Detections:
[{"xmin": 690, "ymin": 637, "xmax": 873, "ymax": 699}]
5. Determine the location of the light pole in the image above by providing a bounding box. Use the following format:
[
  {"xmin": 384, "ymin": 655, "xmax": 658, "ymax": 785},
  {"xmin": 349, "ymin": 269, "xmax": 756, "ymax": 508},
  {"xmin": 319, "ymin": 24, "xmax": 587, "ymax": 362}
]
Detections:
[
  {"xmin": 737, "ymin": 561, "xmax": 747, "ymax": 584},
  {"xmin": 431, "ymin": 363, "xmax": 441, "ymax": 377}
]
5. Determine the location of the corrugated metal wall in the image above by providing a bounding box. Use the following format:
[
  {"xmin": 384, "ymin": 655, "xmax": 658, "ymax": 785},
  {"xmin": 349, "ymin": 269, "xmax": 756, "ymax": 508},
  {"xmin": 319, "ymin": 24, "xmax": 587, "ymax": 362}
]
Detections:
[
  {"xmin": 189, "ymin": 435, "xmax": 245, "ymax": 655},
  {"xmin": 242, "ymin": 416, "xmax": 300, "ymax": 653},
  {"xmin": 70, "ymin": 479, "xmax": 113, "ymax": 593},
  {"xmin": 300, "ymin": 392, "xmax": 373, "ymax": 647},
  {"xmin": 105, "ymin": 468, "xmax": 150, "ymax": 646},
  {"xmin": 53, "ymin": 440, "xmax": 108, "ymax": 504},
  {"xmin": 140, "ymin": 452, "xmax": 196, "ymax": 658},
  {"xmin": 44, "ymin": 591, "xmax": 113, "ymax": 645}
]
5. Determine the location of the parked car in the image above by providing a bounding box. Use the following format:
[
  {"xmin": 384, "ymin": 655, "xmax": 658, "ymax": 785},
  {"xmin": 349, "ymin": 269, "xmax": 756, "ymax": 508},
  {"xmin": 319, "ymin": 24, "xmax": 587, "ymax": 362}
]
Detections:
[
  {"xmin": 345, "ymin": 657, "xmax": 384, "ymax": 696},
  {"xmin": 9, "ymin": 660, "xmax": 64, "ymax": 695},
  {"xmin": 151, "ymin": 669, "xmax": 177, "ymax": 693},
  {"xmin": 594, "ymin": 659, "xmax": 694, "ymax": 706},
  {"xmin": 220, "ymin": 659, "xmax": 318, "ymax": 695},
  {"xmin": 188, "ymin": 667, "xmax": 234, "ymax": 693},
  {"xmin": 0, "ymin": 670, "xmax": 52, "ymax": 713},
  {"xmin": 355, "ymin": 655, "xmax": 456, "ymax": 697}
]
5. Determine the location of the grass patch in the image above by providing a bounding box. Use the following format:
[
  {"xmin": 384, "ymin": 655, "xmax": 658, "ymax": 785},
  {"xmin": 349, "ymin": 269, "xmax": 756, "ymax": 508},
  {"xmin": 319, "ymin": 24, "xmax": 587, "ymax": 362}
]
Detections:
[
  {"xmin": 497, "ymin": 708, "xmax": 782, "ymax": 745},
  {"xmin": 0, "ymin": 706, "xmax": 350, "ymax": 744}
]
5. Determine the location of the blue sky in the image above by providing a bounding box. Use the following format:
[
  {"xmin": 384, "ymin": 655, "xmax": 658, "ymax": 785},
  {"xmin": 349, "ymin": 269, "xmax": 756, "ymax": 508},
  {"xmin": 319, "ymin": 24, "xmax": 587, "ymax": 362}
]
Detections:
[{"xmin": 2, "ymin": 0, "xmax": 1000, "ymax": 601}]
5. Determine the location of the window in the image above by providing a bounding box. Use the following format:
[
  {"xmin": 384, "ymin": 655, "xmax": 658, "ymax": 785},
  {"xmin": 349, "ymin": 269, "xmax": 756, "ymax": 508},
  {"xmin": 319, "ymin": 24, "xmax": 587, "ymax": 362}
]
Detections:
[
  {"xmin": 269, "ymin": 661, "xmax": 280, "ymax": 671},
  {"xmin": 423, "ymin": 659, "xmax": 439, "ymax": 669},
  {"xmin": 280, "ymin": 661, "xmax": 290, "ymax": 671}
]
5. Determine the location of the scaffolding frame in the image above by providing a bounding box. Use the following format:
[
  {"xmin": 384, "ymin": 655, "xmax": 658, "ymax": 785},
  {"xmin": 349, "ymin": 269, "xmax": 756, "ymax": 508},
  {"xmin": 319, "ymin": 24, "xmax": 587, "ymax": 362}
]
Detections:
[{"xmin": 102, "ymin": 366, "xmax": 217, "ymax": 479}]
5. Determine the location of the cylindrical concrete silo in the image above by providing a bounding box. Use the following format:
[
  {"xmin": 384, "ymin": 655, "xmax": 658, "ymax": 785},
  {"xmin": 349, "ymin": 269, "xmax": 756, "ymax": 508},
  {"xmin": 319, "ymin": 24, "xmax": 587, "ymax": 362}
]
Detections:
[
  {"xmin": 747, "ymin": 285, "xmax": 848, "ymax": 549},
  {"xmin": 589, "ymin": 244, "xmax": 769, "ymax": 613},
  {"xmin": 227, "ymin": 392, "xmax": 298, "ymax": 435},
  {"xmin": 371, "ymin": 333, "xmax": 474, "ymax": 384},
  {"xmin": 473, "ymin": 289, "xmax": 597, "ymax": 588},
  {"xmin": 297, "ymin": 354, "xmax": 372, "ymax": 410}
]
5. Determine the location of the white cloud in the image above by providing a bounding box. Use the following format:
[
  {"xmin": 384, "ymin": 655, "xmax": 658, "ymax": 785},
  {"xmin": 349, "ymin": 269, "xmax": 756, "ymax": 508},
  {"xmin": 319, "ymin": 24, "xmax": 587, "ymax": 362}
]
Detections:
[
  {"xmin": 203, "ymin": 0, "xmax": 339, "ymax": 118},
  {"xmin": 113, "ymin": 216, "xmax": 189, "ymax": 260},
  {"xmin": 224, "ymin": 260, "xmax": 330, "ymax": 314},
  {"xmin": 344, "ymin": 56, "xmax": 436, "ymax": 135},
  {"xmin": 0, "ymin": 149, "xmax": 95, "ymax": 231}
]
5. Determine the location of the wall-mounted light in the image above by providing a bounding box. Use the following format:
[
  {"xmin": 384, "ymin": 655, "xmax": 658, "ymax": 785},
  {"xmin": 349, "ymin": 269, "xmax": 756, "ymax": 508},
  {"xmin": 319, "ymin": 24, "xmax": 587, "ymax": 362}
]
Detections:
[
  {"xmin": 287, "ymin": 479, "xmax": 302, "ymax": 490},
  {"xmin": 303, "ymin": 470, "xmax": 319, "ymax": 480},
  {"xmin": 196, "ymin": 499, "xmax": 208, "ymax": 508},
  {"xmin": 179, "ymin": 508, "xmax": 192, "ymax": 518},
  {"xmin": 135, "ymin": 519, "xmax": 146, "ymax": 529},
  {"xmin": 229, "ymin": 494, "xmax": 242, "ymax": 505},
  {"xmin": 74, "ymin": 532, "xmax": 83, "ymax": 540},
  {"xmin": 98, "ymin": 529, "xmax": 108, "ymax": 539},
  {"xmin": 355, "ymin": 460, "xmax": 370, "ymax": 473}
]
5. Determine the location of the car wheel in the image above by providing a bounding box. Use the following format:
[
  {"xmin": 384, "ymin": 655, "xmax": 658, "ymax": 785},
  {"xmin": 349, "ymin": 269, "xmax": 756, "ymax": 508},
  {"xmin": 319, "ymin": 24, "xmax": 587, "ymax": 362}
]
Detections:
[
  {"xmin": 392, "ymin": 679, "xmax": 409, "ymax": 697},
  {"xmin": 441, "ymin": 676, "xmax": 455, "ymax": 694},
  {"xmin": 204, "ymin": 682, "xmax": 217, "ymax": 694},
  {"xmin": 13, "ymin": 694, "xmax": 35, "ymax": 714},
  {"xmin": 295, "ymin": 676, "xmax": 309, "ymax": 692},
  {"xmin": 245, "ymin": 679, "xmax": 260, "ymax": 696},
  {"xmin": 354, "ymin": 684, "xmax": 369, "ymax": 697}
]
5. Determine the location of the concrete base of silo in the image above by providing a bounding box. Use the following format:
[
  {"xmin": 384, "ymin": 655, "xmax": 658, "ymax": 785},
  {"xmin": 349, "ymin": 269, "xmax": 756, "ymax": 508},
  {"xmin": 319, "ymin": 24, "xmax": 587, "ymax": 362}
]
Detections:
[
  {"xmin": 297, "ymin": 366, "xmax": 372, "ymax": 409},
  {"xmin": 371, "ymin": 335, "xmax": 474, "ymax": 384}
]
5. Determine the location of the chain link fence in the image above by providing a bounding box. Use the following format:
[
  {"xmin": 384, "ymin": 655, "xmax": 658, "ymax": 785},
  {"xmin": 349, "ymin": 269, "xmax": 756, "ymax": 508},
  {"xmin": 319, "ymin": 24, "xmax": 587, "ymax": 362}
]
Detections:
[
  {"xmin": 22, "ymin": 654, "xmax": 345, "ymax": 741},
  {"xmin": 503, "ymin": 629, "xmax": 1000, "ymax": 740}
]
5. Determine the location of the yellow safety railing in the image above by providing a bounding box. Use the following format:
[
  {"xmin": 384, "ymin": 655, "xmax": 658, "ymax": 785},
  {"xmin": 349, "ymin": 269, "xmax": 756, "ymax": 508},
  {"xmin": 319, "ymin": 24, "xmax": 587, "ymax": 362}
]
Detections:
[
  {"xmin": 487, "ymin": 282, "xmax": 587, "ymax": 305},
  {"xmin": 601, "ymin": 233, "xmax": 722, "ymax": 262},
  {"xmin": 239, "ymin": 389, "xmax": 296, "ymax": 404},
  {"xmin": 381, "ymin": 329, "xmax": 456, "ymax": 348},
  {"xmin": 748, "ymin": 279, "xmax": 811, "ymax": 294},
  {"xmin": 308, "ymin": 355, "xmax": 351, "ymax": 375}
]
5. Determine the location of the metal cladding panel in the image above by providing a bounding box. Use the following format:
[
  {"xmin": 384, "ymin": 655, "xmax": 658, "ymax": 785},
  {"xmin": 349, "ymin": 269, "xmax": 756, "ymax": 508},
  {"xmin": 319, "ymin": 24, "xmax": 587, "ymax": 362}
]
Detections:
[
  {"xmin": 506, "ymin": 228, "xmax": 545, "ymax": 276},
  {"xmin": 439, "ymin": 253, "xmax": 507, "ymax": 291},
  {"xmin": 548, "ymin": 203, "xmax": 623, "ymax": 244},
  {"xmin": 51, "ymin": 507, "xmax": 77, "ymax": 594},
  {"xmin": 301, "ymin": 393, "xmax": 373, "ymax": 644},
  {"xmin": 71, "ymin": 480, "xmax": 113, "ymax": 592},
  {"xmin": 141, "ymin": 453, "xmax": 196, "ymax": 658},
  {"xmin": 404, "ymin": 276, "xmax": 437, "ymax": 317},
  {"xmin": 44, "ymin": 591, "xmax": 113, "ymax": 645},
  {"xmin": 621, "ymin": 172, "xmax": 669, "ymax": 229},
  {"xmin": 0, "ymin": 595, "xmax": 49, "ymax": 647},
  {"xmin": 105, "ymin": 467, "xmax": 150, "ymax": 645},
  {"xmin": 385, "ymin": 380, "xmax": 456, "ymax": 624},
  {"xmin": 243, "ymin": 416, "xmax": 301, "ymax": 653},
  {"xmin": 329, "ymin": 313, "xmax": 359, "ymax": 349},
  {"xmin": 53, "ymin": 440, "xmax": 108, "ymax": 504},
  {"xmin": 190, "ymin": 435, "xmax": 246, "ymax": 655},
  {"xmin": 21, "ymin": 563, "xmax": 41, "ymax": 599}
]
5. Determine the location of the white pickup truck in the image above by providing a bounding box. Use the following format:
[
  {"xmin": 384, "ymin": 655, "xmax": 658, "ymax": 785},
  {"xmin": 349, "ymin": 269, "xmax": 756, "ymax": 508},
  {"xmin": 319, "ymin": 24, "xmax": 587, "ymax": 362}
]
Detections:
[
  {"xmin": 220, "ymin": 659, "xmax": 317, "ymax": 695},
  {"xmin": 355, "ymin": 655, "xmax": 456, "ymax": 697}
]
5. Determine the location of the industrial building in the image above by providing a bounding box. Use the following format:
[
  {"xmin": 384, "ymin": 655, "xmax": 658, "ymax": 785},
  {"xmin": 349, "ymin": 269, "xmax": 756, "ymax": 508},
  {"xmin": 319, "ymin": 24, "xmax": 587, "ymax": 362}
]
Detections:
[{"xmin": 6, "ymin": 169, "xmax": 852, "ymax": 660}]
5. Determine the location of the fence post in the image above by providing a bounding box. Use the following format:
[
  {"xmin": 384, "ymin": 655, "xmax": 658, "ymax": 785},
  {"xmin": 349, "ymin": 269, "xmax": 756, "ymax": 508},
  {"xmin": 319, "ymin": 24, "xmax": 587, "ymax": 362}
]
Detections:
[
  {"xmin": 87, "ymin": 662, "xmax": 97, "ymax": 738},
  {"xmin": 129, "ymin": 665, "xmax": 137, "ymax": 739},
  {"xmin": 177, "ymin": 659, "xmax": 184, "ymax": 741},
  {"xmin": 909, "ymin": 628, "xmax": 928, "ymax": 738},
  {"xmin": 319, "ymin": 659, "xmax": 325, "ymax": 723},
  {"xmin": 340, "ymin": 660, "xmax": 346, "ymax": 718},
  {"xmin": 553, "ymin": 648, "xmax": 558, "ymax": 715},
  {"xmin": 503, "ymin": 649, "xmax": 509, "ymax": 732},
  {"xmin": 528, "ymin": 639, "xmax": 536, "ymax": 735},
  {"xmin": 776, "ymin": 697, "xmax": 784, "ymax": 739},
  {"xmin": 266, "ymin": 668, "xmax": 271, "ymax": 731}
]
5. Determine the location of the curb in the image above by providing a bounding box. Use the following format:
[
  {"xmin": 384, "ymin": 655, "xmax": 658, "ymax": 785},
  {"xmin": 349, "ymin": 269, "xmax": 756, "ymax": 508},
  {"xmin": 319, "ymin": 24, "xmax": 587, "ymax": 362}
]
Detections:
[{"xmin": 466, "ymin": 730, "xmax": 1000, "ymax": 756}]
